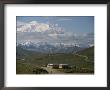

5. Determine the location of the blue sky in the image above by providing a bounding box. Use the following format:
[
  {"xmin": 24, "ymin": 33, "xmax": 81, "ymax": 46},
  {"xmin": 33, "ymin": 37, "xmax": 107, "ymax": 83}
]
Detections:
[{"xmin": 17, "ymin": 16, "xmax": 94, "ymax": 34}]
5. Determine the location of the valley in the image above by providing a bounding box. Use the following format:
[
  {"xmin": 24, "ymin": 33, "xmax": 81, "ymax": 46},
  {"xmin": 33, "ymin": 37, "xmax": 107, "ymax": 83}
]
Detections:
[{"xmin": 16, "ymin": 46, "xmax": 94, "ymax": 74}]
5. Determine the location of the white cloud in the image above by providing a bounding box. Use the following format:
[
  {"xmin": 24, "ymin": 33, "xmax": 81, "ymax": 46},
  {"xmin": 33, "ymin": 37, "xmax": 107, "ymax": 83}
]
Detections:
[
  {"xmin": 17, "ymin": 20, "xmax": 65, "ymax": 36},
  {"xmin": 48, "ymin": 34, "xmax": 58, "ymax": 39},
  {"xmin": 57, "ymin": 18, "xmax": 72, "ymax": 21},
  {"xmin": 16, "ymin": 21, "xmax": 26, "ymax": 29},
  {"xmin": 29, "ymin": 21, "xmax": 38, "ymax": 24},
  {"xmin": 17, "ymin": 21, "xmax": 49, "ymax": 32}
]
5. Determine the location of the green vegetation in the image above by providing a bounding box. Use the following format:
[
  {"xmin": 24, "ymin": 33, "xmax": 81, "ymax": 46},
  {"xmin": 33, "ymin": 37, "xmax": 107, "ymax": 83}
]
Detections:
[
  {"xmin": 16, "ymin": 60, "xmax": 48, "ymax": 74},
  {"xmin": 16, "ymin": 46, "xmax": 94, "ymax": 74},
  {"xmin": 16, "ymin": 60, "xmax": 37, "ymax": 74},
  {"xmin": 77, "ymin": 46, "xmax": 94, "ymax": 62}
]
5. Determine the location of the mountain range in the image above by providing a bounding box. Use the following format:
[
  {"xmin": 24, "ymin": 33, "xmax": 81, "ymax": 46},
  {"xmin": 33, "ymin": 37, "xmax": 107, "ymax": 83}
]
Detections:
[{"xmin": 17, "ymin": 40, "xmax": 94, "ymax": 55}]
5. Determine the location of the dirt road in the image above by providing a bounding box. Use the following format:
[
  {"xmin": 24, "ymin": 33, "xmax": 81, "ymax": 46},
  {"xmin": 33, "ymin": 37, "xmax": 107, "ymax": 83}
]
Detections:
[{"xmin": 41, "ymin": 67, "xmax": 65, "ymax": 74}]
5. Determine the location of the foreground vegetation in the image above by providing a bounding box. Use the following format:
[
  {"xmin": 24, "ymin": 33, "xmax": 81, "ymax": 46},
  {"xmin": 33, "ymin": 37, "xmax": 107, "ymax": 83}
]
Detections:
[{"xmin": 16, "ymin": 46, "xmax": 94, "ymax": 74}]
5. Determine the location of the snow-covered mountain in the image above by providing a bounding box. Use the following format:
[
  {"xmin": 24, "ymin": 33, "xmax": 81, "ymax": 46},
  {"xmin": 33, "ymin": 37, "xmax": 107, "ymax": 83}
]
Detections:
[{"xmin": 17, "ymin": 40, "xmax": 93, "ymax": 54}]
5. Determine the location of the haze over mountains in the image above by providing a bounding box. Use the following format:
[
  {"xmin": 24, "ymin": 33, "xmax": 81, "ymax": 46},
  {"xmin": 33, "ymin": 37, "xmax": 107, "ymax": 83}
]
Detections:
[{"xmin": 17, "ymin": 16, "xmax": 94, "ymax": 53}]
